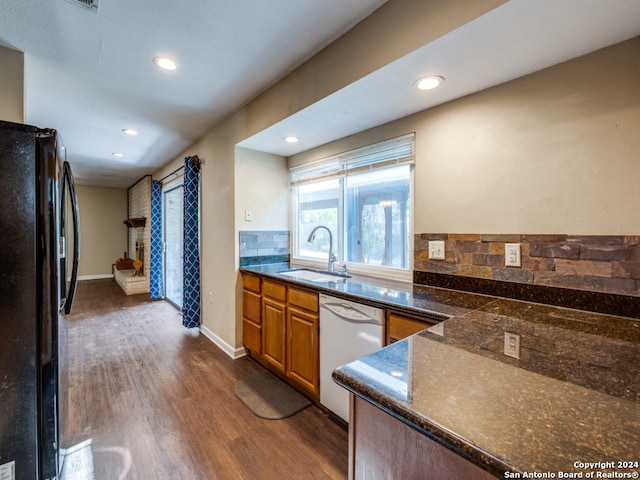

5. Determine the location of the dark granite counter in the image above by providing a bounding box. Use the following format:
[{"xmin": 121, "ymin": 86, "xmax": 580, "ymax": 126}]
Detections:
[
  {"xmin": 241, "ymin": 263, "xmax": 640, "ymax": 478},
  {"xmin": 334, "ymin": 298, "xmax": 640, "ymax": 478},
  {"xmin": 240, "ymin": 262, "xmax": 493, "ymax": 320}
]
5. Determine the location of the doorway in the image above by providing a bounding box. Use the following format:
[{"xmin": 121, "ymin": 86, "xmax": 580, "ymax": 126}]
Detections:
[{"xmin": 163, "ymin": 185, "xmax": 183, "ymax": 309}]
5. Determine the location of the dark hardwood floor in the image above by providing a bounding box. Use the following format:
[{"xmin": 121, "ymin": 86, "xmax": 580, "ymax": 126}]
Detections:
[{"xmin": 64, "ymin": 279, "xmax": 348, "ymax": 479}]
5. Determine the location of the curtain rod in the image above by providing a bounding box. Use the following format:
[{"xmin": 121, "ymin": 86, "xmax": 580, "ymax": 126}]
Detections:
[
  {"xmin": 158, "ymin": 165, "xmax": 184, "ymax": 183},
  {"xmin": 158, "ymin": 156, "xmax": 201, "ymax": 184}
]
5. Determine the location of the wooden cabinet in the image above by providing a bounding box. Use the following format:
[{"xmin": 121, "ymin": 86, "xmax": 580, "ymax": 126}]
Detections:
[
  {"xmin": 287, "ymin": 287, "xmax": 319, "ymax": 396},
  {"xmin": 262, "ymin": 280, "xmax": 287, "ymax": 373},
  {"xmin": 349, "ymin": 395, "xmax": 495, "ymax": 480},
  {"xmin": 386, "ymin": 311, "xmax": 439, "ymax": 345},
  {"xmin": 241, "ymin": 274, "xmax": 320, "ymax": 399},
  {"xmin": 242, "ymin": 274, "xmax": 262, "ymax": 354}
]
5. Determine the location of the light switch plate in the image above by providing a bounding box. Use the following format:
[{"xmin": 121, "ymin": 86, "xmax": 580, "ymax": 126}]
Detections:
[{"xmin": 428, "ymin": 240, "xmax": 445, "ymax": 260}]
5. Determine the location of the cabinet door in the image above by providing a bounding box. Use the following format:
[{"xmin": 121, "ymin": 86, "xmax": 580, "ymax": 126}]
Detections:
[
  {"xmin": 262, "ymin": 296, "xmax": 286, "ymax": 372},
  {"xmin": 243, "ymin": 318, "xmax": 262, "ymax": 354},
  {"xmin": 287, "ymin": 306, "xmax": 319, "ymax": 396},
  {"xmin": 350, "ymin": 395, "xmax": 496, "ymax": 480},
  {"xmin": 387, "ymin": 312, "xmax": 438, "ymax": 344}
]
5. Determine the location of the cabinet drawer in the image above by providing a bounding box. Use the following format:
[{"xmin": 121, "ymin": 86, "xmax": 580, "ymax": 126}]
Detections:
[
  {"xmin": 387, "ymin": 312, "xmax": 438, "ymax": 344},
  {"xmin": 243, "ymin": 289, "xmax": 261, "ymax": 324},
  {"xmin": 263, "ymin": 280, "xmax": 286, "ymax": 302},
  {"xmin": 288, "ymin": 287, "xmax": 318, "ymax": 313},
  {"xmin": 243, "ymin": 274, "xmax": 261, "ymax": 293}
]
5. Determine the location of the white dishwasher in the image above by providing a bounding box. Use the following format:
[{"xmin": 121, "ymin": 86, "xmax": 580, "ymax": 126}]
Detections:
[{"xmin": 319, "ymin": 293, "xmax": 385, "ymax": 423}]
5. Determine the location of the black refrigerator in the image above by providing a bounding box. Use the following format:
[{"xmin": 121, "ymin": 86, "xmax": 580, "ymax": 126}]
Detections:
[{"xmin": 0, "ymin": 119, "xmax": 80, "ymax": 480}]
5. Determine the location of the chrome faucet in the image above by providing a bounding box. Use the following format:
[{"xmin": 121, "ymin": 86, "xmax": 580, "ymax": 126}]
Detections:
[{"xmin": 307, "ymin": 225, "xmax": 337, "ymax": 272}]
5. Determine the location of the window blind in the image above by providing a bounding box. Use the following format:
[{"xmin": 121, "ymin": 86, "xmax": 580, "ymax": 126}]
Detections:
[{"xmin": 290, "ymin": 133, "xmax": 415, "ymax": 186}]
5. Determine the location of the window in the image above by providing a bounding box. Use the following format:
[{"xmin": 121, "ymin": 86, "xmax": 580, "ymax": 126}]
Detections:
[{"xmin": 291, "ymin": 134, "xmax": 414, "ymax": 278}]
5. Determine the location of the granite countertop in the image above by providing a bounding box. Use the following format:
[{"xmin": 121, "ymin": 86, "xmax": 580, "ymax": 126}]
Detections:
[
  {"xmin": 240, "ymin": 262, "xmax": 493, "ymax": 320},
  {"xmin": 334, "ymin": 298, "xmax": 640, "ymax": 478},
  {"xmin": 241, "ymin": 263, "xmax": 640, "ymax": 478}
]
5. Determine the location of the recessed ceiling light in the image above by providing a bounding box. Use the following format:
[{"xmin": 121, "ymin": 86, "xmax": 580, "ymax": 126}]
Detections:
[
  {"xmin": 415, "ymin": 75, "xmax": 444, "ymax": 90},
  {"xmin": 122, "ymin": 128, "xmax": 138, "ymax": 135},
  {"xmin": 283, "ymin": 136, "xmax": 299, "ymax": 143},
  {"xmin": 153, "ymin": 56, "xmax": 177, "ymax": 71},
  {"xmin": 112, "ymin": 152, "xmax": 125, "ymax": 158}
]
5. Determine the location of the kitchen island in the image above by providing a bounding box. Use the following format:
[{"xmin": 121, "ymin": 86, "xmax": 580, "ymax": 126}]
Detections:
[
  {"xmin": 240, "ymin": 263, "xmax": 640, "ymax": 479},
  {"xmin": 334, "ymin": 298, "xmax": 640, "ymax": 479}
]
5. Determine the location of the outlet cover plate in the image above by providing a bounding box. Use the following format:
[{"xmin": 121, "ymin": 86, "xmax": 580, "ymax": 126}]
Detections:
[
  {"xmin": 504, "ymin": 332, "xmax": 520, "ymax": 359},
  {"xmin": 505, "ymin": 243, "xmax": 521, "ymax": 267}
]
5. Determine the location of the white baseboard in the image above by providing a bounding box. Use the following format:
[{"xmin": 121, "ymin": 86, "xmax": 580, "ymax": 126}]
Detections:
[
  {"xmin": 199, "ymin": 324, "xmax": 247, "ymax": 360},
  {"xmin": 78, "ymin": 274, "xmax": 114, "ymax": 281}
]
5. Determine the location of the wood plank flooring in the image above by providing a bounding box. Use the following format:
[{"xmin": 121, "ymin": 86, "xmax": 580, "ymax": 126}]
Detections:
[{"xmin": 64, "ymin": 279, "xmax": 348, "ymax": 480}]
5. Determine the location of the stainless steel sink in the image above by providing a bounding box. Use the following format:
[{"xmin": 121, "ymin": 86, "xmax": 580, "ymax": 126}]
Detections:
[{"xmin": 278, "ymin": 268, "xmax": 350, "ymax": 282}]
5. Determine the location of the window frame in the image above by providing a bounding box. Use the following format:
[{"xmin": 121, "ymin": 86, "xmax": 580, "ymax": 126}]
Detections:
[{"xmin": 290, "ymin": 134, "xmax": 415, "ymax": 282}]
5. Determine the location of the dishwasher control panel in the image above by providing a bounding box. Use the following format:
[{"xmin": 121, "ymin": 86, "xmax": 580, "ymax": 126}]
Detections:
[
  {"xmin": 320, "ymin": 294, "xmax": 385, "ymax": 324},
  {"xmin": 322, "ymin": 303, "xmax": 371, "ymax": 321}
]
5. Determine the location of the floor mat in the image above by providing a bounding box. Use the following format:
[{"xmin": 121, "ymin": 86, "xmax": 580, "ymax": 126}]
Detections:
[{"xmin": 233, "ymin": 370, "xmax": 311, "ymax": 420}]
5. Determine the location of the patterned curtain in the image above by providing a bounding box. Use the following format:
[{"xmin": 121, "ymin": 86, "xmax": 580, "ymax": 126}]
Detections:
[
  {"xmin": 150, "ymin": 180, "xmax": 164, "ymax": 299},
  {"xmin": 182, "ymin": 156, "xmax": 201, "ymax": 328}
]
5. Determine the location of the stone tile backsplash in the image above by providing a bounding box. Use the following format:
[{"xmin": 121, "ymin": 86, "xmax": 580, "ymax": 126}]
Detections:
[
  {"xmin": 239, "ymin": 231, "xmax": 290, "ymax": 266},
  {"xmin": 415, "ymin": 233, "xmax": 640, "ymax": 297}
]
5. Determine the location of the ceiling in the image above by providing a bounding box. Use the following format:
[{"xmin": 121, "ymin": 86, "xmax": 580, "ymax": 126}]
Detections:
[
  {"xmin": 0, "ymin": 0, "xmax": 386, "ymax": 187},
  {"xmin": 241, "ymin": 0, "xmax": 640, "ymax": 156},
  {"xmin": 2, "ymin": 0, "xmax": 640, "ymax": 188}
]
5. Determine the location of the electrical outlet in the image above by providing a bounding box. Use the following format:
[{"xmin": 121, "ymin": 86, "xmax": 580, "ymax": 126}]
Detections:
[
  {"xmin": 428, "ymin": 240, "xmax": 445, "ymax": 260},
  {"xmin": 504, "ymin": 332, "xmax": 520, "ymax": 359},
  {"xmin": 505, "ymin": 243, "xmax": 521, "ymax": 267}
]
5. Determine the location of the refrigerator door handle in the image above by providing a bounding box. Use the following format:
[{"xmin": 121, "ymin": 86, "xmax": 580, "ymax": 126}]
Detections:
[{"xmin": 63, "ymin": 161, "xmax": 80, "ymax": 314}]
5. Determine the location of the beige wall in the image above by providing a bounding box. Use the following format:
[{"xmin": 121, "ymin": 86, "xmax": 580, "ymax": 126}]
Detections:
[
  {"xmin": 414, "ymin": 37, "xmax": 640, "ymax": 235},
  {"xmin": 76, "ymin": 185, "xmax": 128, "ymax": 278},
  {"xmin": 233, "ymin": 148, "xmax": 289, "ymax": 348},
  {"xmin": 244, "ymin": 0, "xmax": 506, "ymax": 138},
  {"xmin": 0, "ymin": 45, "xmax": 24, "ymax": 123},
  {"xmin": 291, "ymin": 37, "xmax": 640, "ymax": 236},
  {"xmin": 154, "ymin": 123, "xmax": 238, "ymax": 352},
  {"xmin": 151, "ymin": 0, "xmax": 545, "ymax": 354},
  {"xmin": 235, "ymin": 147, "xmax": 289, "ymax": 231}
]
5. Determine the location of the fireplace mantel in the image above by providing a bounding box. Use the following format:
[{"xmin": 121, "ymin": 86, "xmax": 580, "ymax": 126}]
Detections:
[{"xmin": 123, "ymin": 217, "xmax": 146, "ymax": 228}]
